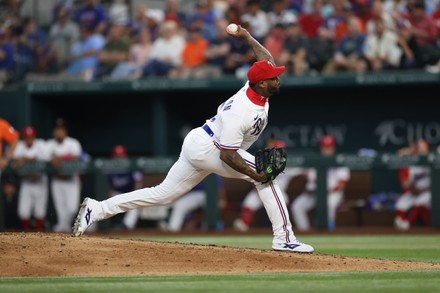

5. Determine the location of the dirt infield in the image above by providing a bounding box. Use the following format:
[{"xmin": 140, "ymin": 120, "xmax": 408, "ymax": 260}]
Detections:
[{"xmin": 1, "ymin": 232, "xmax": 440, "ymax": 277}]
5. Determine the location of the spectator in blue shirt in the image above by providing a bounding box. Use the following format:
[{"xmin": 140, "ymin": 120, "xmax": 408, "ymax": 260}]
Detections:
[
  {"xmin": 185, "ymin": 0, "xmax": 220, "ymax": 42},
  {"xmin": 322, "ymin": 15, "xmax": 367, "ymax": 75},
  {"xmin": 65, "ymin": 24, "xmax": 105, "ymax": 81},
  {"xmin": 72, "ymin": 0, "xmax": 108, "ymax": 35},
  {"xmin": 14, "ymin": 17, "xmax": 49, "ymax": 81}
]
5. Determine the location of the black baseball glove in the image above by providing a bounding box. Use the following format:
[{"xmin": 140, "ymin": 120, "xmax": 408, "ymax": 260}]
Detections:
[{"xmin": 255, "ymin": 147, "xmax": 288, "ymax": 184}]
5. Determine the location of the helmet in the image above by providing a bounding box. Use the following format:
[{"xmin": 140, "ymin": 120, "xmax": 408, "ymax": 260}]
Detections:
[
  {"xmin": 320, "ymin": 135, "xmax": 336, "ymax": 148},
  {"xmin": 112, "ymin": 144, "xmax": 127, "ymax": 158},
  {"xmin": 22, "ymin": 126, "xmax": 36, "ymax": 138}
]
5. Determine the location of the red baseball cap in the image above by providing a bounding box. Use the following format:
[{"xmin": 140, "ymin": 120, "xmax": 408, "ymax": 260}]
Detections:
[
  {"xmin": 320, "ymin": 135, "xmax": 336, "ymax": 148},
  {"xmin": 22, "ymin": 126, "xmax": 36, "ymax": 138},
  {"xmin": 247, "ymin": 60, "xmax": 285, "ymax": 84},
  {"xmin": 112, "ymin": 144, "xmax": 127, "ymax": 158}
]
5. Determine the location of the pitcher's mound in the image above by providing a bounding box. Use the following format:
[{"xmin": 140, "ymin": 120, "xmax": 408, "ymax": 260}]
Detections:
[{"xmin": 1, "ymin": 232, "xmax": 438, "ymax": 277}]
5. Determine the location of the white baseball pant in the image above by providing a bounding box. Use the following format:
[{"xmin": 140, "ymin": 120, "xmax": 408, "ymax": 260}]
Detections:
[
  {"xmin": 97, "ymin": 127, "xmax": 297, "ymax": 244},
  {"xmin": 51, "ymin": 177, "xmax": 81, "ymax": 232},
  {"xmin": 18, "ymin": 176, "xmax": 48, "ymax": 220},
  {"xmin": 395, "ymin": 191, "xmax": 431, "ymax": 212}
]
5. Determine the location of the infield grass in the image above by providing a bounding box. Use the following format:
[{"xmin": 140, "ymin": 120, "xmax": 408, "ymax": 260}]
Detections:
[
  {"xmin": 1, "ymin": 234, "xmax": 439, "ymax": 293},
  {"xmin": 1, "ymin": 270, "xmax": 440, "ymax": 293}
]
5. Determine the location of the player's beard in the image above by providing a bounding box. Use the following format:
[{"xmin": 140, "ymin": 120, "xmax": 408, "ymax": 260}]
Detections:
[{"xmin": 269, "ymin": 85, "xmax": 280, "ymax": 96}]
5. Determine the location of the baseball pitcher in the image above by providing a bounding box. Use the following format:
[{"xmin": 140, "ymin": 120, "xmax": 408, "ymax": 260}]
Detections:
[{"xmin": 73, "ymin": 24, "xmax": 314, "ymax": 253}]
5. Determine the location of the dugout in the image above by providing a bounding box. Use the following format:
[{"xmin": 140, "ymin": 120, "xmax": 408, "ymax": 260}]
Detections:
[{"xmin": 1, "ymin": 71, "xmax": 440, "ymax": 231}]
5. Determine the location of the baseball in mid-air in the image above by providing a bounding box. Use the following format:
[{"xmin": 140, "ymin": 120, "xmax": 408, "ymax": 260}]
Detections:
[{"xmin": 226, "ymin": 23, "xmax": 238, "ymax": 34}]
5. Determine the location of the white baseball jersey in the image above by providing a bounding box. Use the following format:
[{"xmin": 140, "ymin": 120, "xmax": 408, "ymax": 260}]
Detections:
[
  {"xmin": 13, "ymin": 139, "xmax": 50, "ymax": 220},
  {"xmin": 99, "ymin": 80, "xmax": 299, "ymax": 245},
  {"xmin": 409, "ymin": 166, "xmax": 430, "ymax": 191},
  {"xmin": 46, "ymin": 136, "xmax": 83, "ymax": 233},
  {"xmin": 13, "ymin": 139, "xmax": 50, "ymax": 163},
  {"xmin": 46, "ymin": 137, "xmax": 82, "ymax": 163},
  {"xmin": 206, "ymin": 81, "xmax": 268, "ymax": 151}
]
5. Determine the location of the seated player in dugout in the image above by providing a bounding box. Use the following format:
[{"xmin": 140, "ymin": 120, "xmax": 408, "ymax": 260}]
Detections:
[
  {"xmin": 394, "ymin": 139, "xmax": 431, "ymax": 231},
  {"xmin": 291, "ymin": 135, "xmax": 351, "ymax": 231}
]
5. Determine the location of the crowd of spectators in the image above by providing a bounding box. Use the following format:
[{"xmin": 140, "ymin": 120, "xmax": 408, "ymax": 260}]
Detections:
[{"xmin": 1, "ymin": 0, "xmax": 440, "ymax": 87}]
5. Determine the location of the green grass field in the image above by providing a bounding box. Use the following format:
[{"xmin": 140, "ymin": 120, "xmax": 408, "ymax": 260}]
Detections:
[{"xmin": 1, "ymin": 234, "xmax": 439, "ymax": 293}]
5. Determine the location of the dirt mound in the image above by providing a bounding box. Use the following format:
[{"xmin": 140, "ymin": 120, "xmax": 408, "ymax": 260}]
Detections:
[{"xmin": 1, "ymin": 232, "xmax": 439, "ymax": 277}]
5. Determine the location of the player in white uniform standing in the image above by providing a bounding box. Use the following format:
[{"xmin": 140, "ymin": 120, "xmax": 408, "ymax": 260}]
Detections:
[
  {"xmin": 12, "ymin": 126, "xmax": 50, "ymax": 231},
  {"xmin": 291, "ymin": 135, "xmax": 351, "ymax": 231},
  {"xmin": 73, "ymin": 24, "xmax": 314, "ymax": 253},
  {"xmin": 46, "ymin": 118, "xmax": 83, "ymax": 233}
]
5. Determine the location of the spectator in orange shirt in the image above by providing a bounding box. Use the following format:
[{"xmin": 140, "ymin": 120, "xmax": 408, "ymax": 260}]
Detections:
[
  {"xmin": 0, "ymin": 118, "xmax": 19, "ymax": 179},
  {"xmin": 190, "ymin": 18, "xmax": 232, "ymax": 78},
  {"xmin": 169, "ymin": 25, "xmax": 209, "ymax": 79}
]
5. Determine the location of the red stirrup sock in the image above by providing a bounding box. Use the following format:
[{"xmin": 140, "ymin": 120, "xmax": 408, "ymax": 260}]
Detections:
[
  {"xmin": 418, "ymin": 206, "xmax": 431, "ymax": 227},
  {"xmin": 395, "ymin": 210, "xmax": 407, "ymax": 221},
  {"xmin": 21, "ymin": 219, "xmax": 31, "ymax": 231},
  {"xmin": 36, "ymin": 218, "xmax": 46, "ymax": 231},
  {"xmin": 241, "ymin": 207, "xmax": 254, "ymax": 226}
]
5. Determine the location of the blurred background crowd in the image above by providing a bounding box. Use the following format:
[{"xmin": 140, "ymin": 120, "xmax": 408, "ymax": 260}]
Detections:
[{"xmin": 1, "ymin": 0, "xmax": 440, "ymax": 88}]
